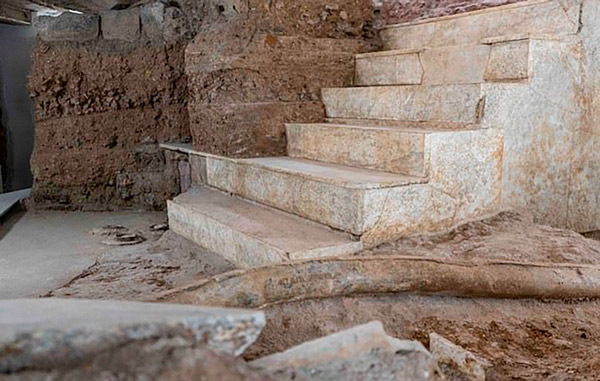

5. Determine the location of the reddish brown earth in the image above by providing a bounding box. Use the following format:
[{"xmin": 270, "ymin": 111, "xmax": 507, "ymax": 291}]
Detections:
[
  {"xmin": 377, "ymin": 0, "xmax": 525, "ymax": 25},
  {"xmin": 250, "ymin": 295, "xmax": 600, "ymax": 380},
  {"xmin": 28, "ymin": 39, "xmax": 189, "ymax": 210},
  {"xmin": 187, "ymin": 0, "xmax": 379, "ymax": 157}
]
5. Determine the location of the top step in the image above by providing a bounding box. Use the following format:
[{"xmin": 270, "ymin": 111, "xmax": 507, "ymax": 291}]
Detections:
[{"xmin": 380, "ymin": 0, "xmax": 581, "ymax": 51}]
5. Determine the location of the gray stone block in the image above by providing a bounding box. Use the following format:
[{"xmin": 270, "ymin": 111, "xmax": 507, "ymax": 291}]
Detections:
[
  {"xmin": 141, "ymin": 2, "xmax": 166, "ymax": 39},
  {"xmin": 0, "ymin": 298, "xmax": 265, "ymax": 373},
  {"xmin": 33, "ymin": 12, "xmax": 99, "ymax": 42},
  {"xmin": 252, "ymin": 321, "xmax": 440, "ymax": 380},
  {"xmin": 101, "ymin": 7, "xmax": 140, "ymax": 41}
]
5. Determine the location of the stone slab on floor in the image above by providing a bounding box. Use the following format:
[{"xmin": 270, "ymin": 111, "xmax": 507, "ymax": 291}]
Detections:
[
  {"xmin": 251, "ymin": 321, "xmax": 439, "ymax": 380},
  {"xmin": 168, "ymin": 187, "xmax": 362, "ymax": 268},
  {"xmin": 0, "ymin": 299, "xmax": 265, "ymax": 373}
]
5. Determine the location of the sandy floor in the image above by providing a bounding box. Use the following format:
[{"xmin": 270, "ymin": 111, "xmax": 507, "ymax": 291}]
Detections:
[{"xmin": 0, "ymin": 210, "xmax": 166, "ymax": 299}]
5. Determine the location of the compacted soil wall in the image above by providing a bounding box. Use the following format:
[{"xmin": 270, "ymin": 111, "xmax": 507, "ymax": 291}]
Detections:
[{"xmin": 29, "ymin": 8, "xmax": 189, "ymax": 210}]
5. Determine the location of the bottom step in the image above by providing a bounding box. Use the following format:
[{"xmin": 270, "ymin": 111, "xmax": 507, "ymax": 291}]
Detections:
[{"xmin": 168, "ymin": 187, "xmax": 362, "ymax": 268}]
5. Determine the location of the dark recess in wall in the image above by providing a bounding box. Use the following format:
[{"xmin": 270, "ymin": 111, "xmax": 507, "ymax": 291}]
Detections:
[{"xmin": 0, "ymin": 23, "xmax": 36, "ymax": 192}]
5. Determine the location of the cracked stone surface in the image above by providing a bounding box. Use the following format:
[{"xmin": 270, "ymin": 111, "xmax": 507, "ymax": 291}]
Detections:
[{"xmin": 0, "ymin": 299, "xmax": 265, "ymax": 374}]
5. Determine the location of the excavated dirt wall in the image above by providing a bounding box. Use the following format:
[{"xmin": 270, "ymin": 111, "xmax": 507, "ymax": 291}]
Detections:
[
  {"xmin": 187, "ymin": 0, "xmax": 379, "ymax": 157},
  {"xmin": 29, "ymin": 39, "xmax": 189, "ymax": 210}
]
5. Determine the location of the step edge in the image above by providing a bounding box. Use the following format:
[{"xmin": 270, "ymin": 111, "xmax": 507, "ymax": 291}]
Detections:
[
  {"xmin": 286, "ymin": 122, "xmax": 480, "ymax": 134},
  {"xmin": 232, "ymin": 157, "xmax": 427, "ymax": 190}
]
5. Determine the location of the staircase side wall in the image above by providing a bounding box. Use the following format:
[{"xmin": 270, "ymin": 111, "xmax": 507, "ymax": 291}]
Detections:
[
  {"xmin": 483, "ymin": 34, "xmax": 598, "ymax": 230},
  {"xmin": 568, "ymin": 0, "xmax": 600, "ymax": 232}
]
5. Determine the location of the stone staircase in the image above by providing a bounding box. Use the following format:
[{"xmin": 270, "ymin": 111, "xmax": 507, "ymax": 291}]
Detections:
[{"xmin": 166, "ymin": 0, "xmax": 597, "ymax": 268}]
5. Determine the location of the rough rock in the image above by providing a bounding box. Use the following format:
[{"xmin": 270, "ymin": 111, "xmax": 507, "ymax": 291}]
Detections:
[
  {"xmin": 364, "ymin": 211, "xmax": 600, "ymax": 265},
  {"xmin": 101, "ymin": 7, "xmax": 140, "ymax": 42},
  {"xmin": 429, "ymin": 333, "xmax": 491, "ymax": 381},
  {"xmin": 140, "ymin": 2, "xmax": 165, "ymax": 39},
  {"xmin": 33, "ymin": 12, "xmax": 99, "ymax": 42},
  {"xmin": 185, "ymin": 0, "xmax": 378, "ymax": 157},
  {"xmin": 251, "ymin": 321, "xmax": 441, "ymax": 381},
  {"xmin": 0, "ymin": 298, "xmax": 265, "ymax": 374}
]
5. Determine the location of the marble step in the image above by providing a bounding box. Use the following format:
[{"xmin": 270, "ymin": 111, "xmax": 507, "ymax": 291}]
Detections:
[
  {"xmin": 168, "ymin": 187, "xmax": 362, "ymax": 268},
  {"xmin": 202, "ymin": 156, "xmax": 426, "ymax": 235},
  {"xmin": 355, "ymin": 40, "xmax": 531, "ymax": 86},
  {"xmin": 287, "ymin": 123, "xmax": 477, "ymax": 176},
  {"xmin": 379, "ymin": 0, "xmax": 580, "ymax": 51},
  {"xmin": 322, "ymin": 84, "xmax": 485, "ymax": 124}
]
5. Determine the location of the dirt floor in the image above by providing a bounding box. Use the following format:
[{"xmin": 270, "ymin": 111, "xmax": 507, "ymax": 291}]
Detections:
[
  {"xmin": 361, "ymin": 211, "xmax": 600, "ymax": 264},
  {"xmin": 44, "ymin": 211, "xmax": 600, "ymax": 379},
  {"xmin": 250, "ymin": 295, "xmax": 600, "ymax": 380},
  {"xmin": 48, "ymin": 231, "xmax": 235, "ymax": 301}
]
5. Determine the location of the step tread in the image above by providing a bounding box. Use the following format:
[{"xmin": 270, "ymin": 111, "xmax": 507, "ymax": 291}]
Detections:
[
  {"xmin": 172, "ymin": 187, "xmax": 357, "ymax": 254},
  {"xmin": 326, "ymin": 118, "xmax": 480, "ymax": 131},
  {"xmin": 239, "ymin": 157, "xmax": 425, "ymax": 189},
  {"xmin": 289, "ymin": 122, "xmax": 480, "ymax": 134}
]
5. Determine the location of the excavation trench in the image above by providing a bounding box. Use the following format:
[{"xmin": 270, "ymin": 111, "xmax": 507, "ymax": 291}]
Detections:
[{"xmin": 159, "ymin": 256, "xmax": 600, "ymax": 308}]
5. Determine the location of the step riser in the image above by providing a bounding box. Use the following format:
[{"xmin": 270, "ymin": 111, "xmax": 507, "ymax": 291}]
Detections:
[
  {"xmin": 380, "ymin": 0, "xmax": 580, "ymax": 51},
  {"xmin": 356, "ymin": 40, "xmax": 532, "ymax": 86},
  {"xmin": 322, "ymin": 85, "xmax": 484, "ymax": 124},
  {"xmin": 168, "ymin": 201, "xmax": 288, "ymax": 268},
  {"xmin": 286, "ymin": 124, "xmax": 427, "ymax": 176},
  {"xmin": 205, "ymin": 156, "xmax": 368, "ymax": 235}
]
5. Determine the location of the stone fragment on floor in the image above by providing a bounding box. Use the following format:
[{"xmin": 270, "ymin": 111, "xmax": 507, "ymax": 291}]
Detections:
[
  {"xmin": 0, "ymin": 299, "xmax": 265, "ymax": 374},
  {"xmin": 430, "ymin": 333, "xmax": 491, "ymax": 381},
  {"xmin": 251, "ymin": 321, "xmax": 441, "ymax": 380}
]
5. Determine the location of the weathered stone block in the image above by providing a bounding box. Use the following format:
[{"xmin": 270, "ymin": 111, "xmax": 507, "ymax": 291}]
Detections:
[
  {"xmin": 322, "ymin": 84, "xmax": 485, "ymax": 123},
  {"xmin": 484, "ymin": 39, "xmax": 530, "ymax": 81},
  {"xmin": 286, "ymin": 123, "xmax": 428, "ymax": 176},
  {"xmin": 168, "ymin": 187, "xmax": 361, "ymax": 268},
  {"xmin": 355, "ymin": 49, "xmax": 423, "ymax": 86},
  {"xmin": 0, "ymin": 299, "xmax": 265, "ymax": 373},
  {"xmin": 379, "ymin": 0, "xmax": 581, "ymax": 50},
  {"xmin": 33, "ymin": 12, "xmax": 99, "ymax": 42},
  {"xmin": 430, "ymin": 333, "xmax": 491, "ymax": 381},
  {"xmin": 190, "ymin": 154, "xmax": 208, "ymax": 185},
  {"xmin": 252, "ymin": 322, "xmax": 439, "ymax": 380},
  {"xmin": 205, "ymin": 155, "xmax": 424, "ymax": 235},
  {"xmin": 101, "ymin": 7, "xmax": 140, "ymax": 42},
  {"xmin": 141, "ymin": 2, "xmax": 165, "ymax": 39}
]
